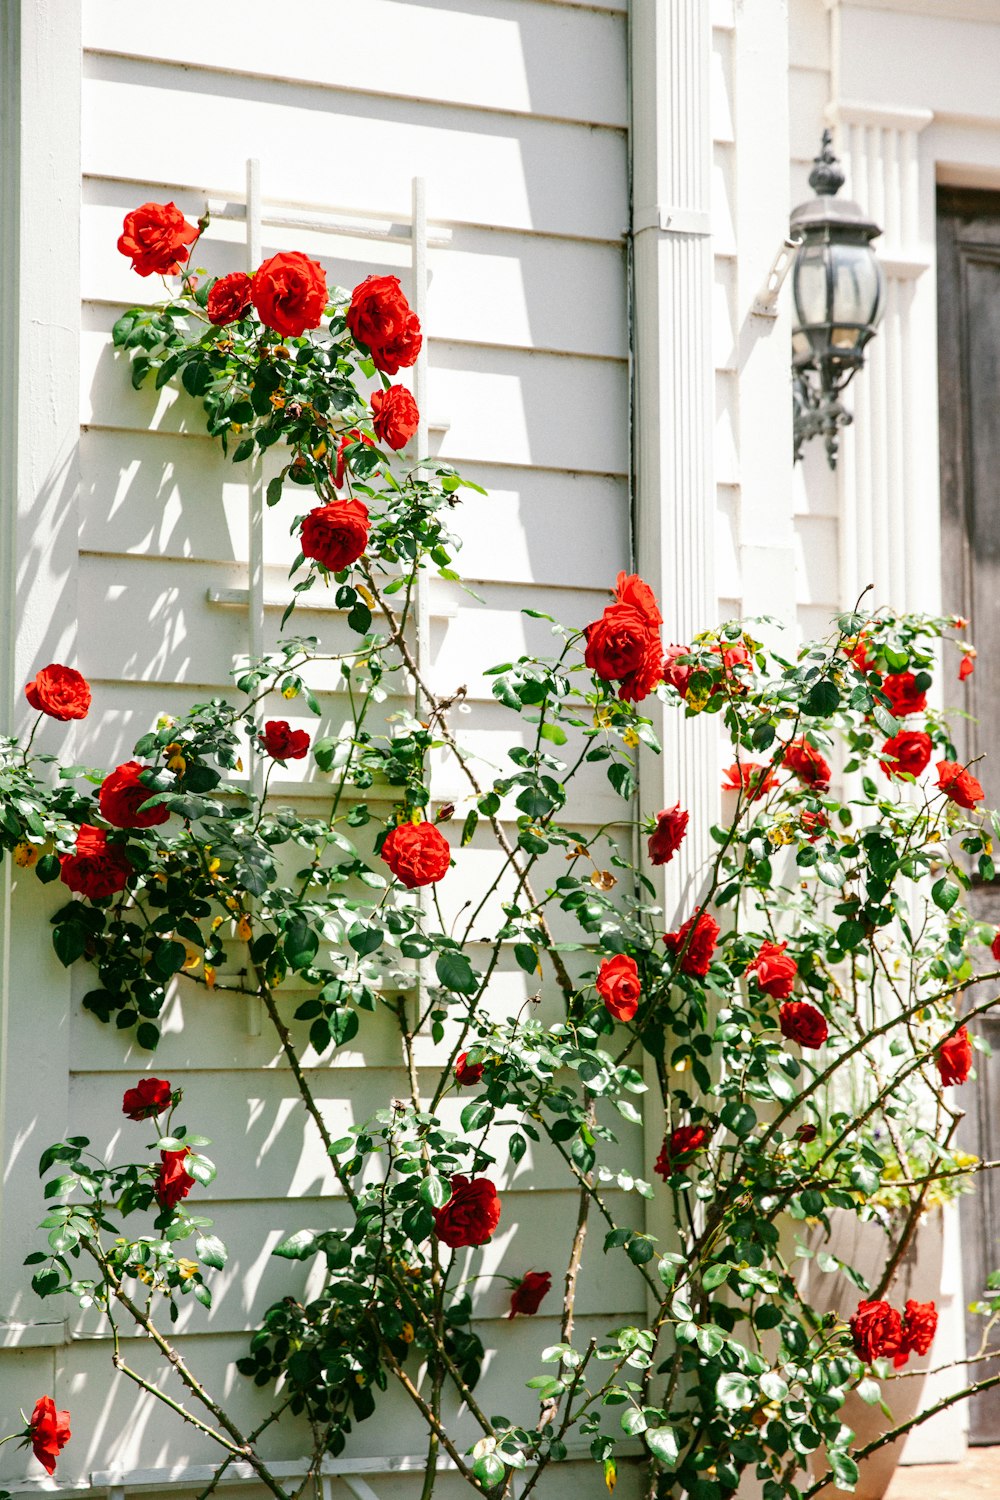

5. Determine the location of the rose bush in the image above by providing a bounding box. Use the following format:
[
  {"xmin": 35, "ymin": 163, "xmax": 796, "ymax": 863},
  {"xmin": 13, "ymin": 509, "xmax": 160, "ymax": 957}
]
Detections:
[{"xmin": 6, "ymin": 202, "xmax": 1000, "ymax": 1500}]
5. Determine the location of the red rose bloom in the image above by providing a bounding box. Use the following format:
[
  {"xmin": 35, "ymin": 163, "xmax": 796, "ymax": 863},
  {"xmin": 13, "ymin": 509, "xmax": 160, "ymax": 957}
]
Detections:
[
  {"xmin": 654, "ymin": 1123, "xmax": 710, "ymax": 1178},
  {"xmin": 509, "ymin": 1270, "xmax": 552, "ymax": 1318},
  {"xmin": 897, "ymin": 1299, "xmax": 938, "ymax": 1367},
  {"xmin": 991, "ymin": 929, "xmax": 1000, "ymax": 963},
  {"xmin": 783, "ymin": 737, "xmax": 831, "ymax": 789},
  {"xmin": 880, "ymin": 672, "xmax": 927, "ymax": 718},
  {"xmin": 122, "ymin": 1076, "xmax": 172, "ymax": 1121},
  {"xmin": 847, "ymin": 633, "xmax": 876, "ymax": 673},
  {"xmin": 663, "ymin": 911, "xmax": 720, "ymax": 978},
  {"xmin": 381, "ymin": 821, "xmax": 451, "ymax": 889},
  {"xmin": 333, "ymin": 428, "xmax": 376, "ymax": 488},
  {"xmin": 648, "ymin": 805, "xmax": 689, "ymax": 866},
  {"xmin": 60, "ymin": 824, "xmax": 132, "ymax": 900},
  {"xmin": 251, "ymin": 252, "xmax": 328, "ymax": 337},
  {"xmin": 260, "ymin": 720, "xmax": 310, "ymax": 761},
  {"xmin": 748, "ymin": 940, "xmax": 797, "ymax": 1000},
  {"xmin": 959, "ymin": 652, "xmax": 976, "ymax": 682},
  {"xmin": 347, "ymin": 275, "xmax": 422, "ymax": 374},
  {"xmin": 433, "ymin": 1173, "xmax": 501, "ymax": 1248},
  {"xmin": 614, "ymin": 571, "xmax": 662, "ymax": 627},
  {"xmin": 207, "ymin": 271, "xmax": 252, "ymax": 326},
  {"xmin": 27, "ymin": 1396, "xmax": 71, "ymax": 1476},
  {"xmin": 779, "ymin": 1000, "xmax": 828, "ymax": 1049},
  {"xmin": 936, "ymin": 760, "xmax": 984, "ymax": 809},
  {"xmin": 584, "ymin": 600, "xmax": 663, "ymax": 703},
  {"xmin": 721, "ymin": 762, "xmax": 778, "ymax": 801},
  {"xmin": 596, "ymin": 954, "xmax": 641, "ymax": 1022},
  {"xmin": 117, "ymin": 201, "xmax": 198, "ymax": 277},
  {"xmin": 25, "ymin": 663, "xmax": 91, "ymax": 721},
  {"xmin": 454, "ymin": 1051, "xmax": 484, "ymax": 1086},
  {"xmin": 370, "ymin": 386, "xmax": 420, "ymax": 450},
  {"xmin": 300, "ymin": 497, "xmax": 370, "ymax": 573},
  {"xmin": 851, "ymin": 1299, "xmax": 903, "ymax": 1364},
  {"xmin": 155, "ymin": 1147, "xmax": 196, "ymax": 1211},
  {"xmin": 663, "ymin": 644, "xmax": 692, "ymax": 696},
  {"xmin": 99, "ymin": 761, "xmax": 169, "ymax": 829},
  {"xmin": 801, "ymin": 809, "xmax": 828, "ymax": 841},
  {"xmin": 879, "ymin": 731, "xmax": 932, "ymax": 780},
  {"xmin": 796, "ymin": 1122, "xmax": 818, "ymax": 1144},
  {"xmin": 936, "ymin": 1025, "xmax": 973, "ymax": 1086}
]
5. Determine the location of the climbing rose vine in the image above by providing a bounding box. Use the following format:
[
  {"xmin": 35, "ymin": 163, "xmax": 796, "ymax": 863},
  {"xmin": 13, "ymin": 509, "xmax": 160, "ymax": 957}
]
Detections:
[{"xmin": 5, "ymin": 199, "xmax": 1000, "ymax": 1500}]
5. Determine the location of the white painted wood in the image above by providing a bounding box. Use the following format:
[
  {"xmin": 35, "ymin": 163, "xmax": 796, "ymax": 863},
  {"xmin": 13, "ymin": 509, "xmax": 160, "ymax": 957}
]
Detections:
[
  {"xmin": 81, "ymin": 0, "xmax": 628, "ymax": 129},
  {"xmin": 81, "ymin": 57, "xmax": 629, "ymax": 243}
]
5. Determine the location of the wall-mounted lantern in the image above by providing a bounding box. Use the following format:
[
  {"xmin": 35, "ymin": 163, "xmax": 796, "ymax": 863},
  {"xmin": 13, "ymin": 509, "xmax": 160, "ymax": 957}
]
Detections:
[{"xmin": 791, "ymin": 131, "xmax": 885, "ymax": 469}]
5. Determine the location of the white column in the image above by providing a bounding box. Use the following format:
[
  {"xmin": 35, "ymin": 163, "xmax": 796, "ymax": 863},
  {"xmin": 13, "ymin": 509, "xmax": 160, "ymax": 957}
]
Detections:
[
  {"xmin": 631, "ymin": 0, "xmax": 717, "ymax": 919},
  {"xmin": 827, "ymin": 104, "xmax": 934, "ymax": 616}
]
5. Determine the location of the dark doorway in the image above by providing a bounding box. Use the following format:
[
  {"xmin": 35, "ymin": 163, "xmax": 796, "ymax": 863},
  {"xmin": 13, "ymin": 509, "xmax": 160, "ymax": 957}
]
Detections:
[{"xmin": 938, "ymin": 184, "xmax": 1000, "ymax": 1444}]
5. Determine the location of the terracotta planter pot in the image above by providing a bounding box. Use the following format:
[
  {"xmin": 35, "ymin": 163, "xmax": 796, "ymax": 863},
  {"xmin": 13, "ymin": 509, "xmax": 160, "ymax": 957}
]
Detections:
[{"xmin": 806, "ymin": 1211, "xmax": 944, "ymax": 1500}]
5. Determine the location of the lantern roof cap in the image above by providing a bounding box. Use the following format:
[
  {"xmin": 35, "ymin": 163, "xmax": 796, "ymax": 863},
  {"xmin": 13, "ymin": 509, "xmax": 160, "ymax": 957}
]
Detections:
[{"xmin": 790, "ymin": 130, "xmax": 882, "ymax": 241}]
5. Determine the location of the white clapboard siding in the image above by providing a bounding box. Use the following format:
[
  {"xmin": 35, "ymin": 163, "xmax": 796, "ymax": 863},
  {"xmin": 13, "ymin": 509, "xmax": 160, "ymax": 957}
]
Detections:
[{"xmin": 0, "ymin": 3, "xmax": 641, "ymax": 1489}]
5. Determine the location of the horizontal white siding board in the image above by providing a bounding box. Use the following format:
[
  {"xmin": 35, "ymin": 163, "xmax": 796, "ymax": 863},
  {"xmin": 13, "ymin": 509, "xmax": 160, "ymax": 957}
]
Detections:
[
  {"xmin": 79, "ymin": 431, "xmax": 628, "ymax": 587},
  {"xmin": 793, "ymin": 515, "xmax": 841, "ymax": 607},
  {"xmin": 81, "ymin": 0, "xmax": 628, "ymax": 129},
  {"xmin": 81, "ymin": 58, "xmax": 629, "ymax": 242}
]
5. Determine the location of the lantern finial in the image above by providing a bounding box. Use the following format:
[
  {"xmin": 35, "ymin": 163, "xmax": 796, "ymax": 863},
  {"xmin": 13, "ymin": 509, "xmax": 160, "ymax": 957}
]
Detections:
[{"xmin": 808, "ymin": 129, "xmax": 846, "ymax": 198}]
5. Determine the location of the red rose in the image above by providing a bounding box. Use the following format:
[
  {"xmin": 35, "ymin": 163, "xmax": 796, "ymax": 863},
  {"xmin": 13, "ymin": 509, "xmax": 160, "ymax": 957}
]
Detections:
[
  {"xmin": 155, "ymin": 1147, "xmax": 196, "ymax": 1211},
  {"xmin": 648, "ymin": 805, "xmax": 689, "ymax": 866},
  {"xmin": 783, "ymin": 737, "xmax": 831, "ymax": 789},
  {"xmin": 433, "ymin": 1173, "xmax": 501, "ymax": 1248},
  {"xmin": 663, "ymin": 644, "xmax": 692, "ymax": 696},
  {"xmin": 60, "ymin": 824, "xmax": 132, "ymax": 900},
  {"xmin": 721, "ymin": 762, "xmax": 777, "ymax": 801},
  {"xmin": 796, "ymin": 1122, "xmax": 818, "ymax": 1144},
  {"xmin": 381, "ymin": 821, "xmax": 451, "ymax": 889},
  {"xmin": 710, "ymin": 641, "xmax": 753, "ymax": 694},
  {"xmin": 614, "ymin": 571, "xmax": 662, "ymax": 627},
  {"xmin": 122, "ymin": 1077, "xmax": 173, "ymax": 1121},
  {"xmin": 897, "ymin": 1299, "xmax": 938, "ymax": 1367},
  {"xmin": 748, "ymin": 940, "xmax": 797, "ymax": 1000},
  {"xmin": 779, "ymin": 1000, "xmax": 828, "ymax": 1049},
  {"xmin": 207, "ymin": 271, "xmax": 252, "ymax": 326},
  {"xmin": 99, "ymin": 761, "xmax": 169, "ymax": 829},
  {"xmin": 370, "ymin": 386, "xmax": 419, "ymax": 450},
  {"xmin": 850, "ymin": 1299, "xmax": 903, "ymax": 1363},
  {"xmin": 25, "ymin": 663, "xmax": 91, "ymax": 721},
  {"xmin": 879, "ymin": 731, "xmax": 932, "ymax": 780},
  {"xmin": 663, "ymin": 911, "xmax": 720, "ymax": 978},
  {"xmin": 880, "ymin": 672, "xmax": 927, "ymax": 718},
  {"xmin": 260, "ymin": 720, "xmax": 310, "ymax": 761},
  {"xmin": 991, "ymin": 929, "xmax": 1000, "ymax": 963},
  {"xmin": 801, "ymin": 809, "xmax": 828, "ymax": 842},
  {"xmin": 509, "ymin": 1270, "xmax": 552, "ymax": 1318},
  {"xmin": 300, "ymin": 498, "xmax": 370, "ymax": 573},
  {"xmin": 251, "ymin": 252, "xmax": 328, "ymax": 338},
  {"xmin": 654, "ymin": 1123, "xmax": 710, "ymax": 1178},
  {"xmin": 596, "ymin": 954, "xmax": 641, "ymax": 1022},
  {"xmin": 117, "ymin": 201, "xmax": 198, "ymax": 277},
  {"xmin": 936, "ymin": 760, "xmax": 984, "ymax": 809},
  {"xmin": 959, "ymin": 652, "xmax": 976, "ymax": 682},
  {"xmin": 27, "ymin": 1396, "xmax": 71, "ymax": 1476},
  {"xmin": 847, "ymin": 633, "xmax": 876, "ymax": 673},
  {"xmin": 936, "ymin": 1025, "xmax": 973, "ymax": 1086},
  {"xmin": 333, "ymin": 428, "xmax": 376, "ymax": 488},
  {"xmin": 454, "ymin": 1051, "xmax": 484, "ymax": 1086},
  {"xmin": 584, "ymin": 603, "xmax": 663, "ymax": 702},
  {"xmin": 346, "ymin": 275, "xmax": 422, "ymax": 374}
]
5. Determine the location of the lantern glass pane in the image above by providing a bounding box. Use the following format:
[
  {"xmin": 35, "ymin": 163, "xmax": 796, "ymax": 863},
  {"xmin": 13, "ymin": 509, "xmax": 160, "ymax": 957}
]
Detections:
[
  {"xmin": 793, "ymin": 243, "xmax": 829, "ymax": 329},
  {"xmin": 830, "ymin": 243, "xmax": 881, "ymax": 327}
]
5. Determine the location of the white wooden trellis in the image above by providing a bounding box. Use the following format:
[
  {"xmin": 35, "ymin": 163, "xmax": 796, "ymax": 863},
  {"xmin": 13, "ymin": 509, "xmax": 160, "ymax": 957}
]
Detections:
[{"xmin": 202, "ymin": 163, "xmax": 447, "ymax": 1036}]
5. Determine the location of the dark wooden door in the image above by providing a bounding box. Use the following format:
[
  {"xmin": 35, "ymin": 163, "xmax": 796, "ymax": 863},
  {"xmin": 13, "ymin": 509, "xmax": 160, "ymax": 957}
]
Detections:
[{"xmin": 938, "ymin": 186, "xmax": 1000, "ymax": 1444}]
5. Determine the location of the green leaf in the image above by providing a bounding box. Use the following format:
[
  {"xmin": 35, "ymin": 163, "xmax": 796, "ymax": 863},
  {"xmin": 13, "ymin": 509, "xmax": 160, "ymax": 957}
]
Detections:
[
  {"xmin": 273, "ymin": 1229, "xmax": 318, "ymax": 1260},
  {"xmin": 284, "ymin": 919, "xmax": 319, "ymax": 971},
  {"xmin": 435, "ymin": 951, "xmax": 478, "ymax": 995},
  {"xmin": 136, "ymin": 1022, "xmax": 160, "ymax": 1052},
  {"xmin": 195, "ymin": 1234, "xmax": 227, "ymax": 1270},
  {"xmin": 932, "ymin": 877, "xmax": 960, "ymax": 913},
  {"xmin": 460, "ymin": 1101, "xmax": 494, "ymax": 1133},
  {"xmin": 644, "ymin": 1427, "xmax": 680, "ymax": 1468},
  {"xmin": 716, "ymin": 1372, "xmax": 755, "ymax": 1411},
  {"xmin": 514, "ymin": 942, "xmax": 538, "ymax": 974},
  {"xmin": 472, "ymin": 1454, "xmax": 506, "ymax": 1489},
  {"xmin": 804, "ymin": 680, "xmax": 839, "ymax": 717},
  {"xmin": 419, "ymin": 1175, "xmax": 448, "ymax": 1209},
  {"xmin": 52, "ymin": 923, "xmax": 86, "ymax": 967},
  {"xmin": 186, "ymin": 1153, "xmax": 216, "ymax": 1186}
]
